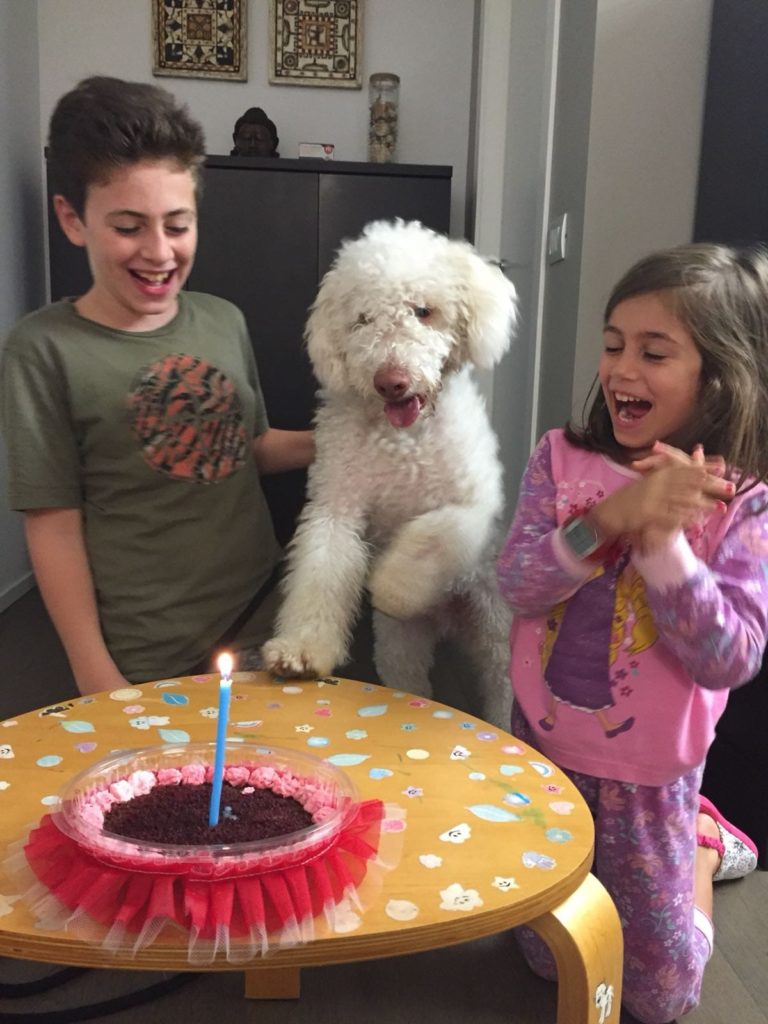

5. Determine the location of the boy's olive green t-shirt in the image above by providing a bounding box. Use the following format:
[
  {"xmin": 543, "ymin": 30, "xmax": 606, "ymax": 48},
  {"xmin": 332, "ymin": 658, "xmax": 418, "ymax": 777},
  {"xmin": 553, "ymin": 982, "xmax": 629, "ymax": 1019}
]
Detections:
[{"xmin": 0, "ymin": 293, "xmax": 281, "ymax": 681}]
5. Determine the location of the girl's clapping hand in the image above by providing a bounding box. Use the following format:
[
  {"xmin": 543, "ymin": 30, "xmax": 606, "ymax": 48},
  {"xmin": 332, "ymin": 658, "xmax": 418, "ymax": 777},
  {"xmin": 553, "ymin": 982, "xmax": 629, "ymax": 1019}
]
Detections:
[
  {"xmin": 588, "ymin": 443, "xmax": 734, "ymax": 555},
  {"xmin": 632, "ymin": 440, "xmax": 727, "ymax": 479},
  {"xmin": 627, "ymin": 442, "xmax": 733, "ymax": 554}
]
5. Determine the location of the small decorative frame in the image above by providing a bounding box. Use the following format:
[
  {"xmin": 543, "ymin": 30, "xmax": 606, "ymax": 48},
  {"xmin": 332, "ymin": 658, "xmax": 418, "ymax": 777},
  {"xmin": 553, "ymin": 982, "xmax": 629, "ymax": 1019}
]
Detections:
[
  {"xmin": 269, "ymin": 0, "xmax": 363, "ymax": 89},
  {"xmin": 152, "ymin": 0, "xmax": 248, "ymax": 81}
]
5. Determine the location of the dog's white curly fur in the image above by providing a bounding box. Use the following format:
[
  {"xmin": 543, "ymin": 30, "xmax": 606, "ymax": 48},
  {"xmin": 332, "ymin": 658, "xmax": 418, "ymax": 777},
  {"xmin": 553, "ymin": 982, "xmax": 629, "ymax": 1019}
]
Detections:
[{"xmin": 262, "ymin": 220, "xmax": 517, "ymax": 727}]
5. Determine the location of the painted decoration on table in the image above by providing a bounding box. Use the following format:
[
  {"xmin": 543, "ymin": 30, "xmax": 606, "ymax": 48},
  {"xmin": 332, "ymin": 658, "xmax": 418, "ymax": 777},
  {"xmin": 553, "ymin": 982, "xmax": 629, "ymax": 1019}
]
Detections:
[
  {"xmin": 595, "ymin": 982, "xmax": 615, "ymax": 1024},
  {"xmin": 269, "ymin": 0, "xmax": 363, "ymax": 89},
  {"xmin": 152, "ymin": 0, "xmax": 248, "ymax": 81},
  {"xmin": 467, "ymin": 804, "xmax": 520, "ymax": 822}
]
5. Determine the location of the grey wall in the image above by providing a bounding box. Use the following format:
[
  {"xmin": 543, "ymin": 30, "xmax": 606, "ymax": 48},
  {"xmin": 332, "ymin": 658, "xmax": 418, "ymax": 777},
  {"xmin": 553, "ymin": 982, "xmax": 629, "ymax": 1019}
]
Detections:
[
  {"xmin": 536, "ymin": 0, "xmax": 598, "ymax": 439},
  {"xmin": 35, "ymin": 0, "xmax": 475, "ymax": 236},
  {"xmin": 0, "ymin": 0, "xmax": 477, "ymax": 608},
  {"xmin": 0, "ymin": 0, "xmax": 45, "ymax": 610},
  {"xmin": 472, "ymin": 0, "xmax": 710, "ymax": 520},
  {"xmin": 0, "ymin": 0, "xmax": 715, "ymax": 608},
  {"xmin": 572, "ymin": 0, "xmax": 713, "ymax": 415},
  {"xmin": 473, "ymin": 0, "xmax": 564, "ymax": 519}
]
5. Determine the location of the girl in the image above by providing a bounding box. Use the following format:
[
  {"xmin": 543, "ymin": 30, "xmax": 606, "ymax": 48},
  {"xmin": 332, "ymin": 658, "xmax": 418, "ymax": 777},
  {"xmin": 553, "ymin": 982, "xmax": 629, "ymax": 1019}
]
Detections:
[{"xmin": 497, "ymin": 244, "xmax": 768, "ymax": 1023}]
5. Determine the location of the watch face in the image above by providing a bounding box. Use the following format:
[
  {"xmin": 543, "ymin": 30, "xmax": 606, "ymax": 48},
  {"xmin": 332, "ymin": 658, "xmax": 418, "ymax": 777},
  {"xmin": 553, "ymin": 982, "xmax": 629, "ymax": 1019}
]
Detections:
[{"xmin": 562, "ymin": 516, "xmax": 600, "ymax": 559}]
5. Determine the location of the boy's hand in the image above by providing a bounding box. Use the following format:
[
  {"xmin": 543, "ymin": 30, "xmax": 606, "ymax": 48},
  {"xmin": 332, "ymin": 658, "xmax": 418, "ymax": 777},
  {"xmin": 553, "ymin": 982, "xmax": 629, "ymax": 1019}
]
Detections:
[
  {"xmin": 70, "ymin": 648, "xmax": 132, "ymax": 694},
  {"xmin": 75, "ymin": 665, "xmax": 131, "ymax": 695}
]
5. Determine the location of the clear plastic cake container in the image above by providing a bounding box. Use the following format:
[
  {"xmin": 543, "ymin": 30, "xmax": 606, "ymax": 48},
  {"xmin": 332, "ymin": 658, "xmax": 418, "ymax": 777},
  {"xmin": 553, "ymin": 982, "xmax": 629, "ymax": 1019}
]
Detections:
[{"xmin": 52, "ymin": 742, "xmax": 358, "ymax": 878}]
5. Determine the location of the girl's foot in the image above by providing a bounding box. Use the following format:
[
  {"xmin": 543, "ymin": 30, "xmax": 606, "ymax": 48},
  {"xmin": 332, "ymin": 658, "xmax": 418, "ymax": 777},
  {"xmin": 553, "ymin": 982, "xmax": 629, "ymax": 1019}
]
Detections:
[
  {"xmin": 604, "ymin": 716, "xmax": 634, "ymax": 738},
  {"xmin": 697, "ymin": 795, "xmax": 758, "ymax": 881}
]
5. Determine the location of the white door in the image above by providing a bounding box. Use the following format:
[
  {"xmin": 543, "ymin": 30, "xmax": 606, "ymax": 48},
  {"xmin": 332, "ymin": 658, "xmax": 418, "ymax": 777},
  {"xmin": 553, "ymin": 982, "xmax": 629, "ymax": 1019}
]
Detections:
[
  {"xmin": 472, "ymin": 0, "xmax": 561, "ymax": 521},
  {"xmin": 472, "ymin": 0, "xmax": 600, "ymax": 526}
]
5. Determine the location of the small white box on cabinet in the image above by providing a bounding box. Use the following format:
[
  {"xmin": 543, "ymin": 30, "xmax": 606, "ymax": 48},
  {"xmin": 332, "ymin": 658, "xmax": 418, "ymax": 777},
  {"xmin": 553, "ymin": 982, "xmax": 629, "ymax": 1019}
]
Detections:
[{"xmin": 298, "ymin": 142, "xmax": 335, "ymax": 160}]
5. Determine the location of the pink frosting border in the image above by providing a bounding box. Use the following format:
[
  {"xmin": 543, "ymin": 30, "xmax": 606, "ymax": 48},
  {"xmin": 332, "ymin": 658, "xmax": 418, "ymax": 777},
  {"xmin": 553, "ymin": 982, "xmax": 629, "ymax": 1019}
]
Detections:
[{"xmin": 78, "ymin": 763, "xmax": 339, "ymax": 832}]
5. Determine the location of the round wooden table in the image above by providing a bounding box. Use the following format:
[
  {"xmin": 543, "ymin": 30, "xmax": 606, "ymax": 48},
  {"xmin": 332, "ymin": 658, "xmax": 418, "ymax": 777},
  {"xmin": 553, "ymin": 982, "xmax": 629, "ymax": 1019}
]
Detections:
[{"xmin": 0, "ymin": 673, "xmax": 622, "ymax": 1024}]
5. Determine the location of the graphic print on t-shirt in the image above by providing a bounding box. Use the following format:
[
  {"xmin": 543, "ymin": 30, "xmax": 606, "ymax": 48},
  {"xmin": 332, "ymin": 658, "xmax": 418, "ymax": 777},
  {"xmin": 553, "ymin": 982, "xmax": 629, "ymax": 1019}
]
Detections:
[
  {"xmin": 128, "ymin": 354, "xmax": 248, "ymax": 483},
  {"xmin": 539, "ymin": 481, "xmax": 660, "ymax": 740},
  {"xmin": 540, "ymin": 553, "xmax": 658, "ymax": 738}
]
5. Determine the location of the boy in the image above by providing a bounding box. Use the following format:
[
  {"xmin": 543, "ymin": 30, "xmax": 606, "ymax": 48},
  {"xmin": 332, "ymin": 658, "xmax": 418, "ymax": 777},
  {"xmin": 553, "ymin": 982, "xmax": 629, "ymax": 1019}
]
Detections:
[{"xmin": 0, "ymin": 77, "xmax": 312, "ymax": 694}]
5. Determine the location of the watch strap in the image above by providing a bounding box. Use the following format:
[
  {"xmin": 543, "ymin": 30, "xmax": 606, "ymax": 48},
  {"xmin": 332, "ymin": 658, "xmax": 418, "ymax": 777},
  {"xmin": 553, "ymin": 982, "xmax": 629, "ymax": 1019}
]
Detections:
[{"xmin": 560, "ymin": 514, "xmax": 610, "ymax": 562}]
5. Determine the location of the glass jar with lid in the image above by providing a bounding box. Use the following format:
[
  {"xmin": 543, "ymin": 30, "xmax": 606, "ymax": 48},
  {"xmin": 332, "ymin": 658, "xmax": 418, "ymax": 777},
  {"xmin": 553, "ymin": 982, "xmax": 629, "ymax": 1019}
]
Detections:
[{"xmin": 368, "ymin": 72, "xmax": 400, "ymax": 163}]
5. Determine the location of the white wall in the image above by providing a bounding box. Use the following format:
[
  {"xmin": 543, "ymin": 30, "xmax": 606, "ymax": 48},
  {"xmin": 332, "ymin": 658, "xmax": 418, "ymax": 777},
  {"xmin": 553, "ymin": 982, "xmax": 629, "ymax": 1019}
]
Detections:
[
  {"xmin": 471, "ymin": 0, "xmax": 711, "ymax": 517},
  {"xmin": 0, "ymin": 0, "xmax": 715, "ymax": 612},
  {"xmin": 0, "ymin": 0, "xmax": 475, "ymax": 608},
  {"xmin": 534, "ymin": 0, "xmax": 598, "ymax": 439},
  {"xmin": 473, "ymin": 0, "xmax": 569, "ymax": 518},
  {"xmin": 571, "ymin": 0, "xmax": 713, "ymax": 413},
  {"xmin": 0, "ymin": 0, "xmax": 45, "ymax": 610},
  {"xmin": 36, "ymin": 0, "xmax": 475, "ymax": 235}
]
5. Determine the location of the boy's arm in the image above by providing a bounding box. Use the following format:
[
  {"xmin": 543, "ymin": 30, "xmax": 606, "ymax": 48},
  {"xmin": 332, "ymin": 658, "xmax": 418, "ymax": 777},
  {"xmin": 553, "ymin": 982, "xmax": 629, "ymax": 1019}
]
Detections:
[
  {"xmin": 24, "ymin": 508, "xmax": 129, "ymax": 695},
  {"xmin": 252, "ymin": 428, "xmax": 315, "ymax": 475}
]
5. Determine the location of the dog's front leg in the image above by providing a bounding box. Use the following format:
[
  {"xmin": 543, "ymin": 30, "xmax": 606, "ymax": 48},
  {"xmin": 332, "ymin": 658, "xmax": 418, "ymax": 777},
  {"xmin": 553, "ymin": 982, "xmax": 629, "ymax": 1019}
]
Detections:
[
  {"xmin": 369, "ymin": 504, "xmax": 494, "ymax": 619},
  {"xmin": 262, "ymin": 510, "xmax": 369, "ymax": 679}
]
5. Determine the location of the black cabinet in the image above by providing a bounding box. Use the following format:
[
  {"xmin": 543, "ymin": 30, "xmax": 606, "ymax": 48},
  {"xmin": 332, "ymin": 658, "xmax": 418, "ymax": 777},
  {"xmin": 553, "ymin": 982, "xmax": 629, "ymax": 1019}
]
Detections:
[
  {"xmin": 46, "ymin": 155, "xmax": 452, "ymax": 541},
  {"xmin": 189, "ymin": 161, "xmax": 320, "ymax": 439},
  {"xmin": 694, "ymin": 0, "xmax": 768, "ymax": 245},
  {"xmin": 694, "ymin": 1, "xmax": 768, "ymax": 867},
  {"xmin": 701, "ymin": 666, "xmax": 768, "ymax": 869}
]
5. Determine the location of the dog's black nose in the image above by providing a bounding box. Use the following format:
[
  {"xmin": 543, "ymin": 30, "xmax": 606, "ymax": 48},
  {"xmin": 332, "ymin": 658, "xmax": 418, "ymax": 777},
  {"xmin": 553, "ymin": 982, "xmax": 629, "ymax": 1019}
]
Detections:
[{"xmin": 374, "ymin": 368, "xmax": 411, "ymax": 400}]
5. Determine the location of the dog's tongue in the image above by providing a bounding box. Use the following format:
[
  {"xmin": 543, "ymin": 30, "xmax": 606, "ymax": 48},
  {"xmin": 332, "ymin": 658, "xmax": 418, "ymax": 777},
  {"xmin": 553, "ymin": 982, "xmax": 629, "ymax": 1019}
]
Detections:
[{"xmin": 385, "ymin": 396, "xmax": 421, "ymax": 428}]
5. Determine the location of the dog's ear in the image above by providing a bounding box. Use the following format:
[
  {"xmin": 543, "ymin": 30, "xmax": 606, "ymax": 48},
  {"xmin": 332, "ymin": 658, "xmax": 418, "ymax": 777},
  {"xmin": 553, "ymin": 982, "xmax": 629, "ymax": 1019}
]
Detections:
[
  {"xmin": 457, "ymin": 252, "xmax": 518, "ymax": 369},
  {"xmin": 305, "ymin": 288, "xmax": 347, "ymax": 391}
]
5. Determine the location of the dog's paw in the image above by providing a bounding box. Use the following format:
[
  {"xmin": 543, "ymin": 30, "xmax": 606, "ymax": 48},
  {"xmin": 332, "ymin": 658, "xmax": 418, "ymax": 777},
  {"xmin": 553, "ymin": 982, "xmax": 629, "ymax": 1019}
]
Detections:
[
  {"xmin": 369, "ymin": 515, "xmax": 463, "ymax": 618},
  {"xmin": 261, "ymin": 637, "xmax": 334, "ymax": 680},
  {"xmin": 369, "ymin": 557, "xmax": 443, "ymax": 619}
]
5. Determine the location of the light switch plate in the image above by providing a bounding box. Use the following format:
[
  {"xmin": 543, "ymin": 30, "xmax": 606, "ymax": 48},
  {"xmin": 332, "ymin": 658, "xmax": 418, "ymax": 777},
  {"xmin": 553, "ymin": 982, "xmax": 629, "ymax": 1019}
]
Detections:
[{"xmin": 547, "ymin": 212, "xmax": 568, "ymax": 264}]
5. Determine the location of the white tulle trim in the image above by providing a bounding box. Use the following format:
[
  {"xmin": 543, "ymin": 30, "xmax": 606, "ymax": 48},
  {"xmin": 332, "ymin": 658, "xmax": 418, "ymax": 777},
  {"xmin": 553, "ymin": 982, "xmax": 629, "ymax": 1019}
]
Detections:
[{"xmin": 3, "ymin": 803, "xmax": 405, "ymax": 964}]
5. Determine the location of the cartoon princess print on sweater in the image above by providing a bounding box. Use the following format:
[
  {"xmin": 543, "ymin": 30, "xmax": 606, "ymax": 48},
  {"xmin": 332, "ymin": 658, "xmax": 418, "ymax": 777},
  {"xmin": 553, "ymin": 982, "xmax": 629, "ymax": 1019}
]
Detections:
[{"xmin": 539, "ymin": 549, "xmax": 657, "ymax": 736}]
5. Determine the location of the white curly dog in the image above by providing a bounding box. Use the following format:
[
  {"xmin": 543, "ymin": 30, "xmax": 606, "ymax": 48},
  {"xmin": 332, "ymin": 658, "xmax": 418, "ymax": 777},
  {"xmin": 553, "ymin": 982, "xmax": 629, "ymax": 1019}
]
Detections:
[{"xmin": 262, "ymin": 220, "xmax": 517, "ymax": 727}]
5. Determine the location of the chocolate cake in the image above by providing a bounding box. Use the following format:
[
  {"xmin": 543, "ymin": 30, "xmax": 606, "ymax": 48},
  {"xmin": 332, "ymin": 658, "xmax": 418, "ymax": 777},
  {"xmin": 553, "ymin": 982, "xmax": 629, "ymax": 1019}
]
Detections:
[
  {"xmin": 103, "ymin": 780, "xmax": 313, "ymax": 845},
  {"xmin": 74, "ymin": 761, "xmax": 340, "ymax": 851}
]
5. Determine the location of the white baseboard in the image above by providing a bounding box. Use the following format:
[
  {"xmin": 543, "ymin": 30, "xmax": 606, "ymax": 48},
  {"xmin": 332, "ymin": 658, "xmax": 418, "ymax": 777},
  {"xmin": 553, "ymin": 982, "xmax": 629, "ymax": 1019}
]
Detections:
[{"xmin": 0, "ymin": 572, "xmax": 34, "ymax": 614}]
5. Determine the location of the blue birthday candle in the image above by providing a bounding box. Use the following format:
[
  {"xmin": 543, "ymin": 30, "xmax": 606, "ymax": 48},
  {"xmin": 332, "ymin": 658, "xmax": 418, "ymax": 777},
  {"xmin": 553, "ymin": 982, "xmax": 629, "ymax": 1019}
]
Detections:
[{"xmin": 208, "ymin": 652, "xmax": 233, "ymax": 827}]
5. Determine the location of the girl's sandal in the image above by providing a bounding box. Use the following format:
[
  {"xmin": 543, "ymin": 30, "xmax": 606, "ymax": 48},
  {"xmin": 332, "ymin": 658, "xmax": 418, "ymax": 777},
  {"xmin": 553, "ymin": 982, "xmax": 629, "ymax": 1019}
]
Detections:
[{"xmin": 698, "ymin": 795, "xmax": 758, "ymax": 881}]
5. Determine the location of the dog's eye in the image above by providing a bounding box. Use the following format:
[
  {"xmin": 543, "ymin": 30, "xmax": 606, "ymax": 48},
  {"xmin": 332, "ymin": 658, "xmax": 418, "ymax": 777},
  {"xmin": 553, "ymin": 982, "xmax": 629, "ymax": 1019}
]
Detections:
[
  {"xmin": 413, "ymin": 306, "xmax": 432, "ymax": 320},
  {"xmin": 354, "ymin": 313, "xmax": 370, "ymax": 327}
]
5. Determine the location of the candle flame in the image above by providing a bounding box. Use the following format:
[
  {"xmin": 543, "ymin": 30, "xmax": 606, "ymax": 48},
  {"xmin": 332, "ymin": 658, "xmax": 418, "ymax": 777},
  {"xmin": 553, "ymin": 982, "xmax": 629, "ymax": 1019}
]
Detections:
[{"xmin": 217, "ymin": 652, "xmax": 234, "ymax": 680}]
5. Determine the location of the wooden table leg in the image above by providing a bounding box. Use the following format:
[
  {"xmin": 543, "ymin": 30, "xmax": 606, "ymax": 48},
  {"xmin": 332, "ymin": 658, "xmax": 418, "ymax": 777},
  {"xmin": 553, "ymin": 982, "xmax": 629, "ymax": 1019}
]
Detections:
[
  {"xmin": 243, "ymin": 966, "xmax": 301, "ymax": 999},
  {"xmin": 528, "ymin": 873, "xmax": 623, "ymax": 1024}
]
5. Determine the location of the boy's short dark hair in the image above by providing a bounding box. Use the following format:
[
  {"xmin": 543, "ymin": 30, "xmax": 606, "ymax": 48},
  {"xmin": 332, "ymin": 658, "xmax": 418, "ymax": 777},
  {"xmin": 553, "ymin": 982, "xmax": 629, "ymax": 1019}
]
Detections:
[{"xmin": 47, "ymin": 76, "xmax": 207, "ymax": 217}]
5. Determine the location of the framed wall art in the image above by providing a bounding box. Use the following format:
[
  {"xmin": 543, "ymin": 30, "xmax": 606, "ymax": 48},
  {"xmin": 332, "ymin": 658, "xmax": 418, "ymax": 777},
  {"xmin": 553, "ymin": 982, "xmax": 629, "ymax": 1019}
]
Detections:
[
  {"xmin": 269, "ymin": 0, "xmax": 363, "ymax": 89},
  {"xmin": 152, "ymin": 0, "xmax": 248, "ymax": 81}
]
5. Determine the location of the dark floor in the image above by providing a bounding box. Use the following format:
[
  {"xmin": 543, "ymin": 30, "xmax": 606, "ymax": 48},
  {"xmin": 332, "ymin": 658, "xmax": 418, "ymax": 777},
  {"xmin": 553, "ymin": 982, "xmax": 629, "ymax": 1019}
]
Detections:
[{"xmin": 0, "ymin": 588, "xmax": 766, "ymax": 1023}]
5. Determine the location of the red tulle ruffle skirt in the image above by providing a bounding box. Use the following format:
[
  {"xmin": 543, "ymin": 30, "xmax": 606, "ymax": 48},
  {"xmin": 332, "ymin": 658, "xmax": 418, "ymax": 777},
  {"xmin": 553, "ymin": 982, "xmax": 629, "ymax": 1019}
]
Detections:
[{"xmin": 13, "ymin": 798, "xmax": 400, "ymax": 963}]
